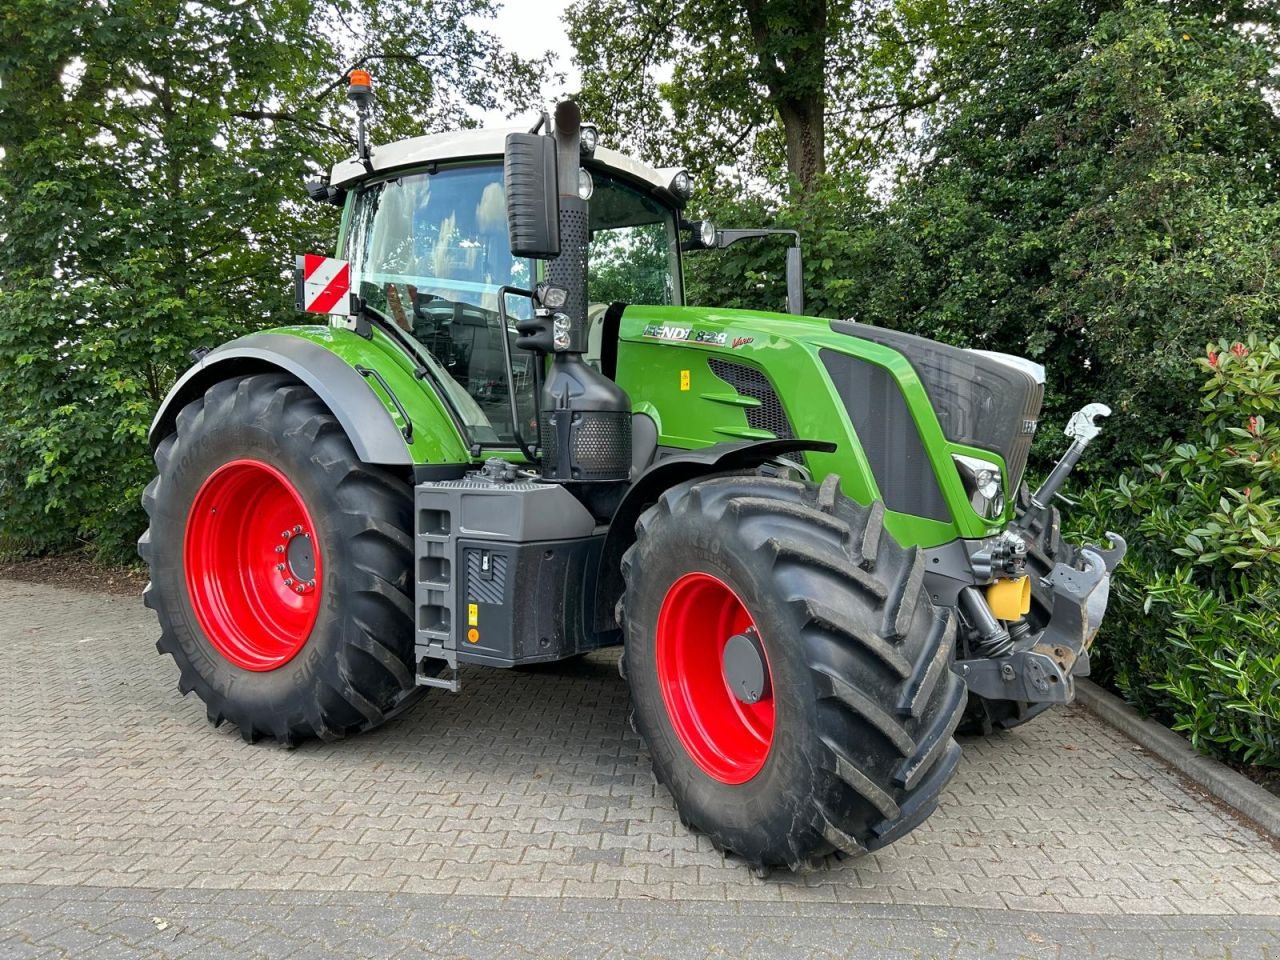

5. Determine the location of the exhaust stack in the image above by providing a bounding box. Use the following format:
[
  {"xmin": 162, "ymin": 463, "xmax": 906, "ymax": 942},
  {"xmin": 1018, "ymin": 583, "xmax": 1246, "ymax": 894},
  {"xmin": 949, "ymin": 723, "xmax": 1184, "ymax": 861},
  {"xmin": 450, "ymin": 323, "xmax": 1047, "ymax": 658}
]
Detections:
[
  {"xmin": 503, "ymin": 101, "xmax": 632, "ymax": 502},
  {"xmin": 545, "ymin": 102, "xmax": 589, "ymax": 335}
]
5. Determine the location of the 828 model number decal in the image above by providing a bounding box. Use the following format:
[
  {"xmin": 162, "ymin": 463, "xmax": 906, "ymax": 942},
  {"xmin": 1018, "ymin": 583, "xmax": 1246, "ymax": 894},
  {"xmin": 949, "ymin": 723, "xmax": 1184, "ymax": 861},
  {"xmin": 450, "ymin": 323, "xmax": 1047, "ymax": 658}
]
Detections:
[{"xmin": 642, "ymin": 325, "xmax": 754, "ymax": 348}]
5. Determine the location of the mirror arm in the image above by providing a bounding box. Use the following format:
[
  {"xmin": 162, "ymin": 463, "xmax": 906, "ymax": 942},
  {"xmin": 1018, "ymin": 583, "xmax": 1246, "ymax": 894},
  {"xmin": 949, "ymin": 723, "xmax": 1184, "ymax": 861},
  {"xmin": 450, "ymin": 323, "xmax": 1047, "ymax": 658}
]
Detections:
[
  {"xmin": 700, "ymin": 228, "xmax": 805, "ymax": 315},
  {"xmin": 715, "ymin": 228, "xmax": 799, "ymax": 249}
]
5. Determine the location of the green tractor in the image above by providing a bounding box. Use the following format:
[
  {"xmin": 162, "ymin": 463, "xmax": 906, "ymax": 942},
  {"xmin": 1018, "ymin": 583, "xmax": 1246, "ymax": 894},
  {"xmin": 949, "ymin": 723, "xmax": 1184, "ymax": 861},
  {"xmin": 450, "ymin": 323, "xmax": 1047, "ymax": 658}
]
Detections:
[{"xmin": 140, "ymin": 82, "xmax": 1124, "ymax": 871}]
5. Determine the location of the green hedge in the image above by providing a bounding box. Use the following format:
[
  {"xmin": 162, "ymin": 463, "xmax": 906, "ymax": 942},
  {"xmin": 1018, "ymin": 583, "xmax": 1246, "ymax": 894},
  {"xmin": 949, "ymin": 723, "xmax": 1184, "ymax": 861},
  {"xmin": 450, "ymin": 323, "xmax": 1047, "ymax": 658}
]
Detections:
[{"xmin": 1075, "ymin": 335, "xmax": 1279, "ymax": 768}]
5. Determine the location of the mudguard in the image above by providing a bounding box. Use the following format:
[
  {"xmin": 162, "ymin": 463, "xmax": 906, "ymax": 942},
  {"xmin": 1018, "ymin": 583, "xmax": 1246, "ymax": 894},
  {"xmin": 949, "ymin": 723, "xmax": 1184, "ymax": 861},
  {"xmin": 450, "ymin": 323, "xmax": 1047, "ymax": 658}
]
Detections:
[
  {"xmin": 151, "ymin": 332, "xmax": 423, "ymax": 466},
  {"xmin": 591, "ymin": 438, "xmax": 837, "ymax": 633}
]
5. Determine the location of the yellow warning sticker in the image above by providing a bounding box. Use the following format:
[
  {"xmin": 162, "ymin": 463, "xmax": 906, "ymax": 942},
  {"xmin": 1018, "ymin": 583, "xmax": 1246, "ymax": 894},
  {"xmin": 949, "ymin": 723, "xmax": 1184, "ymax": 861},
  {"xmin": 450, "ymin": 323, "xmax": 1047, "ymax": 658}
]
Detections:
[
  {"xmin": 467, "ymin": 603, "xmax": 479, "ymax": 627},
  {"xmin": 680, "ymin": 369, "xmax": 691, "ymax": 391}
]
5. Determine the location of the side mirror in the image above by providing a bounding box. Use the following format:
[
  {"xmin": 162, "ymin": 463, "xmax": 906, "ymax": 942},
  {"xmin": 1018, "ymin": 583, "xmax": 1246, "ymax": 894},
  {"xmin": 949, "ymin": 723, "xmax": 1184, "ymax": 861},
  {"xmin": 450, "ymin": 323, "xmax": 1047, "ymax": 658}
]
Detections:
[
  {"xmin": 785, "ymin": 245, "xmax": 804, "ymax": 316},
  {"xmin": 504, "ymin": 133, "xmax": 560, "ymax": 259}
]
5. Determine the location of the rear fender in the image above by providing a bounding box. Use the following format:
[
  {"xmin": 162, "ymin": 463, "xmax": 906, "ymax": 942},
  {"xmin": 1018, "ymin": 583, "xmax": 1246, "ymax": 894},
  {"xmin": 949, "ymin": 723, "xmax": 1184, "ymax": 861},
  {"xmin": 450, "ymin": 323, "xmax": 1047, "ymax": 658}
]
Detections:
[
  {"xmin": 592, "ymin": 438, "xmax": 836, "ymax": 634},
  {"xmin": 149, "ymin": 330, "xmax": 468, "ymax": 467}
]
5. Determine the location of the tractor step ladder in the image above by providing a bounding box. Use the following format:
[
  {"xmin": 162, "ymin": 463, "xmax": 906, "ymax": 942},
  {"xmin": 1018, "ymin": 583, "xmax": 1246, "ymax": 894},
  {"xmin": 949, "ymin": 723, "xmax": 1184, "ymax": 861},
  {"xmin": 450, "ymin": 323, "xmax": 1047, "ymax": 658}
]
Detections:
[{"xmin": 413, "ymin": 484, "xmax": 460, "ymax": 692}]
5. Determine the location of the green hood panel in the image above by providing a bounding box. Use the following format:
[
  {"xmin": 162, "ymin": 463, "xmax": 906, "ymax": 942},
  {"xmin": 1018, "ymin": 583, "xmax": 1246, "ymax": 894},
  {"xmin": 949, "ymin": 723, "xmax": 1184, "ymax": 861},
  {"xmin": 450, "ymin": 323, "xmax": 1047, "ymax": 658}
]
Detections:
[{"xmin": 614, "ymin": 305, "xmax": 1005, "ymax": 546}]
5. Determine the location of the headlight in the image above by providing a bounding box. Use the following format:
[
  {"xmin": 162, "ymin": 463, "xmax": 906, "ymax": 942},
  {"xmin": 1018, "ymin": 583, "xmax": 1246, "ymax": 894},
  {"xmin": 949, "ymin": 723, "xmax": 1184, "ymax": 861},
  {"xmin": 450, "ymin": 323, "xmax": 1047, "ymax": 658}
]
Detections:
[
  {"xmin": 577, "ymin": 168, "xmax": 594, "ymax": 200},
  {"xmin": 536, "ymin": 282, "xmax": 568, "ymax": 309},
  {"xmin": 553, "ymin": 312, "xmax": 572, "ymax": 351},
  {"xmin": 699, "ymin": 220, "xmax": 717, "ymax": 247},
  {"xmin": 669, "ymin": 170, "xmax": 693, "ymax": 198},
  {"xmin": 953, "ymin": 454, "xmax": 1005, "ymax": 520},
  {"xmin": 579, "ymin": 124, "xmax": 599, "ymax": 157}
]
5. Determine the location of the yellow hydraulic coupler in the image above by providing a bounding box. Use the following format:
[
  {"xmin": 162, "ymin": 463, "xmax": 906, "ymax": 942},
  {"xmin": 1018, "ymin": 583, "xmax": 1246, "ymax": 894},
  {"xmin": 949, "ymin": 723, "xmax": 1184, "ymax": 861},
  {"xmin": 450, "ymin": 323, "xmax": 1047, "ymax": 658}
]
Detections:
[{"xmin": 987, "ymin": 576, "xmax": 1031, "ymax": 620}]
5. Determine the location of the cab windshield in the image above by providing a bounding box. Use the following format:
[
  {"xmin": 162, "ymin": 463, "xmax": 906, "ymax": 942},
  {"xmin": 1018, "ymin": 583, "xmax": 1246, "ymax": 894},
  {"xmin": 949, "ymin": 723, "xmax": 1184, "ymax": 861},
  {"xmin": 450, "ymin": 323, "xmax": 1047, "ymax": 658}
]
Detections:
[{"xmin": 344, "ymin": 160, "xmax": 680, "ymax": 447}]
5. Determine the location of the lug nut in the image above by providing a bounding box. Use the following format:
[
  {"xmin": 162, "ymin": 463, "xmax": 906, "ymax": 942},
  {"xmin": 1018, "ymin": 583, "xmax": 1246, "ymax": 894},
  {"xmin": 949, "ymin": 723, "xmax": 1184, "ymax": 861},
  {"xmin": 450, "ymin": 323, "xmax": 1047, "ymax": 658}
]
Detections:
[
  {"xmin": 293, "ymin": 525, "xmax": 302, "ymax": 534},
  {"xmin": 296, "ymin": 586, "xmax": 305, "ymax": 594},
  {"xmin": 282, "ymin": 531, "xmax": 290, "ymax": 539},
  {"xmin": 284, "ymin": 578, "xmax": 293, "ymax": 586},
  {"xmin": 276, "ymin": 563, "xmax": 285, "ymax": 571},
  {"xmin": 275, "ymin": 545, "xmax": 284, "ymax": 554}
]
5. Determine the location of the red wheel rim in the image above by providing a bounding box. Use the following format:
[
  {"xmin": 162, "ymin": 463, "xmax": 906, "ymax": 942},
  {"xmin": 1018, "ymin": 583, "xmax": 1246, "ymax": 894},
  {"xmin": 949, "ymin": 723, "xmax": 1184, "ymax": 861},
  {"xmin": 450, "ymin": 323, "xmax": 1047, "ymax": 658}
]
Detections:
[
  {"xmin": 656, "ymin": 572, "xmax": 775, "ymax": 784},
  {"xmin": 184, "ymin": 459, "xmax": 323, "ymax": 671}
]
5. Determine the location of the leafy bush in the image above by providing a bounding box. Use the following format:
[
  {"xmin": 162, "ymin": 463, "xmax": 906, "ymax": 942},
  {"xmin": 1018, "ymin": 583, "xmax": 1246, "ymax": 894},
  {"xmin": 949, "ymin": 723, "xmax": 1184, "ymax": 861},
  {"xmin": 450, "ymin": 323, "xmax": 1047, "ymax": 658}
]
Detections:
[
  {"xmin": 0, "ymin": 0, "xmax": 549, "ymax": 564},
  {"xmin": 1076, "ymin": 335, "xmax": 1279, "ymax": 767}
]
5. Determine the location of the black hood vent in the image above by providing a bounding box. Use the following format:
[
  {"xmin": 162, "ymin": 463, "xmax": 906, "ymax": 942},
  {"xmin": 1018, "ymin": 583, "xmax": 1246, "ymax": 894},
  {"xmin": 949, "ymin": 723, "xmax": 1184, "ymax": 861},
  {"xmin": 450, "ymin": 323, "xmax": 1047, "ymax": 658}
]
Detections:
[{"xmin": 707, "ymin": 357, "xmax": 795, "ymax": 439}]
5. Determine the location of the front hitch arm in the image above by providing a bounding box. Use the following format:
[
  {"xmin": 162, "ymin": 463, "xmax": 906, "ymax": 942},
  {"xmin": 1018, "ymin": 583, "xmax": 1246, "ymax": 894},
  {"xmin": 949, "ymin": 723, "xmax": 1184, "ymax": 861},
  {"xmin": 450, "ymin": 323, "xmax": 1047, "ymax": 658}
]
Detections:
[{"xmin": 1030, "ymin": 402, "xmax": 1111, "ymax": 510}]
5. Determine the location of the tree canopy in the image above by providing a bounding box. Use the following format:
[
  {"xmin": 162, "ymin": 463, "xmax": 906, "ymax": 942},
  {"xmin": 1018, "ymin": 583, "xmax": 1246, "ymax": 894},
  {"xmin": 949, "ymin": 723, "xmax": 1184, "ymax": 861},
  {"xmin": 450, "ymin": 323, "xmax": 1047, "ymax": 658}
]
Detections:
[{"xmin": 0, "ymin": 0, "xmax": 551, "ymax": 558}]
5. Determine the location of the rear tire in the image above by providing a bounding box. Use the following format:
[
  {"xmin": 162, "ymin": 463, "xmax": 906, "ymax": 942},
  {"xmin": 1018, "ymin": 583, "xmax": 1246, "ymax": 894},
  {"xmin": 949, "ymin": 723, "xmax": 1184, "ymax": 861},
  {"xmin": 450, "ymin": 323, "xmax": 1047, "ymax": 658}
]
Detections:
[
  {"xmin": 139, "ymin": 373, "xmax": 421, "ymax": 745},
  {"xmin": 619, "ymin": 474, "xmax": 967, "ymax": 870}
]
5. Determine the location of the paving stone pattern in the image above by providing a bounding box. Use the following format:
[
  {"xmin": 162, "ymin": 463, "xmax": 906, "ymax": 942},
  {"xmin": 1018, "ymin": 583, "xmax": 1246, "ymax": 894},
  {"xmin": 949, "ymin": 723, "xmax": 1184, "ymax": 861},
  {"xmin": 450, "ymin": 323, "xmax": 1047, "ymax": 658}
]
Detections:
[{"xmin": 0, "ymin": 579, "xmax": 1276, "ymax": 958}]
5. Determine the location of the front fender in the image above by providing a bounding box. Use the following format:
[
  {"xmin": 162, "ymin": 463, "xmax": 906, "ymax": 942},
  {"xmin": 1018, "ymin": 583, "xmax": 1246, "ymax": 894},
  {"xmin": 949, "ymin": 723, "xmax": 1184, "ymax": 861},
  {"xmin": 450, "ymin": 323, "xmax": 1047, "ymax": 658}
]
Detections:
[
  {"xmin": 149, "ymin": 329, "xmax": 470, "ymax": 467},
  {"xmin": 591, "ymin": 438, "xmax": 836, "ymax": 634}
]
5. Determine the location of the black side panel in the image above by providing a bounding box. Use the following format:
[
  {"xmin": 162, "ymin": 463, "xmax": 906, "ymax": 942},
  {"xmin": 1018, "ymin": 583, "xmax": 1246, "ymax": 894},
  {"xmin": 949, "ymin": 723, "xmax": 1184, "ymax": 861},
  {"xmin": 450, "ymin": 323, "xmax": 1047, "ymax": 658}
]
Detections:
[
  {"xmin": 706, "ymin": 357, "xmax": 796, "ymax": 439},
  {"xmin": 831, "ymin": 321, "xmax": 1042, "ymax": 489},
  {"xmin": 457, "ymin": 535, "xmax": 616, "ymax": 666},
  {"xmin": 599, "ymin": 301, "xmax": 626, "ymax": 380},
  {"xmin": 820, "ymin": 350, "xmax": 951, "ymax": 523}
]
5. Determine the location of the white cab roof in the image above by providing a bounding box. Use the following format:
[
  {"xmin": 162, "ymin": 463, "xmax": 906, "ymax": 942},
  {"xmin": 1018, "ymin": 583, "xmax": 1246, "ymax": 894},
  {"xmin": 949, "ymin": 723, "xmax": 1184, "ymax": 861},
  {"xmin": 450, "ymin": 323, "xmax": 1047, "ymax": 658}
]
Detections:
[{"xmin": 329, "ymin": 127, "xmax": 682, "ymax": 200}]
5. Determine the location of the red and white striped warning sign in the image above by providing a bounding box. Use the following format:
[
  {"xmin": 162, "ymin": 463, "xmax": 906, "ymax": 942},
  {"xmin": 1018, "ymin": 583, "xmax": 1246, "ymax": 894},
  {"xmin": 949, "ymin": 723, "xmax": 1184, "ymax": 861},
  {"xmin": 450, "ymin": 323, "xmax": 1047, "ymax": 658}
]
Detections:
[{"xmin": 294, "ymin": 254, "xmax": 352, "ymax": 315}]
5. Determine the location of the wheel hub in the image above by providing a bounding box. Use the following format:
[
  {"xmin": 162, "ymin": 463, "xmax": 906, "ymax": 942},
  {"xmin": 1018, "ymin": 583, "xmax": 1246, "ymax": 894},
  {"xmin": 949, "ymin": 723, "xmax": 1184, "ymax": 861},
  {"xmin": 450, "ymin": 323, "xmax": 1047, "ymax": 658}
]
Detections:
[
  {"xmin": 722, "ymin": 628, "xmax": 770, "ymax": 705},
  {"xmin": 184, "ymin": 459, "xmax": 323, "ymax": 671},
  {"xmin": 281, "ymin": 527, "xmax": 317, "ymax": 593},
  {"xmin": 655, "ymin": 572, "xmax": 775, "ymax": 784}
]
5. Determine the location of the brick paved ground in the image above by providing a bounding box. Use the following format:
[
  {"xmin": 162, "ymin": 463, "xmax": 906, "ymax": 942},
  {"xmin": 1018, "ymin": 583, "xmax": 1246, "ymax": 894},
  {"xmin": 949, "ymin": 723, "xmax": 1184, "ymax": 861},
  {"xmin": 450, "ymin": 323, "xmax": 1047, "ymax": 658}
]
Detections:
[{"xmin": 0, "ymin": 579, "xmax": 1276, "ymax": 958}]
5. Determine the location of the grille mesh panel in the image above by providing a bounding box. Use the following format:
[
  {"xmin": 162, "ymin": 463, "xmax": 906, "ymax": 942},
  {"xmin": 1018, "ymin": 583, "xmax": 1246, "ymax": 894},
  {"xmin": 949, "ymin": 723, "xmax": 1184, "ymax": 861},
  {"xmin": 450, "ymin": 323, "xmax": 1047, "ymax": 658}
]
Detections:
[
  {"xmin": 706, "ymin": 358, "xmax": 795, "ymax": 439},
  {"xmin": 540, "ymin": 411, "xmax": 632, "ymax": 480}
]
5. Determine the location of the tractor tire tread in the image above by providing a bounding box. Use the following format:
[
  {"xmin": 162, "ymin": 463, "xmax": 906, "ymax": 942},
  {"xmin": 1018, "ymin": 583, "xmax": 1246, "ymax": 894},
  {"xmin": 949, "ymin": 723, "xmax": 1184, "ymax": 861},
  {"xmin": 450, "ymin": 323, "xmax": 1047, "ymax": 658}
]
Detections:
[
  {"xmin": 621, "ymin": 473, "xmax": 966, "ymax": 868},
  {"xmin": 141, "ymin": 372, "xmax": 421, "ymax": 747}
]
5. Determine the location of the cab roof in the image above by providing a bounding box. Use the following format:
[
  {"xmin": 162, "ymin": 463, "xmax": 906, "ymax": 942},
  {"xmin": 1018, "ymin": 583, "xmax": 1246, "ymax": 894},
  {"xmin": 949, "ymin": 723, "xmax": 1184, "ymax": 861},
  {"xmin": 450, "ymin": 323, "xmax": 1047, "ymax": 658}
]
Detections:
[{"xmin": 329, "ymin": 127, "xmax": 686, "ymax": 205}]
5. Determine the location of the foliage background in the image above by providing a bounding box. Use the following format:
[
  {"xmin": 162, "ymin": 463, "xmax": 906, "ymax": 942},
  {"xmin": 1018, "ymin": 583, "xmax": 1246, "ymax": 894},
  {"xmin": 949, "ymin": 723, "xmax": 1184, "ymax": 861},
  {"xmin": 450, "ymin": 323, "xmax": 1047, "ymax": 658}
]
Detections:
[
  {"xmin": 2, "ymin": 0, "xmax": 1277, "ymax": 763},
  {"xmin": 0, "ymin": 0, "xmax": 551, "ymax": 560}
]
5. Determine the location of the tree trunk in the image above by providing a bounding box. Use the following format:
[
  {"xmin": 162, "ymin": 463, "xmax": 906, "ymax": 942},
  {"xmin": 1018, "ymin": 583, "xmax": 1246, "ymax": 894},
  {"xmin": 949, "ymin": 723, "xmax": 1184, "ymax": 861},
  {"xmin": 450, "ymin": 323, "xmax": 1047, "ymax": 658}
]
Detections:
[
  {"xmin": 779, "ymin": 94, "xmax": 825, "ymax": 194},
  {"xmin": 740, "ymin": 0, "xmax": 828, "ymax": 196}
]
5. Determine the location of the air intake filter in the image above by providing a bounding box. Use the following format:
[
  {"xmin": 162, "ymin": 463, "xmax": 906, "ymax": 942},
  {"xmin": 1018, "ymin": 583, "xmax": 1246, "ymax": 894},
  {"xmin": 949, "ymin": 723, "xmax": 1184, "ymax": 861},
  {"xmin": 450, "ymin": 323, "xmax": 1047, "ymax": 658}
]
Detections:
[{"xmin": 539, "ymin": 352, "xmax": 632, "ymax": 483}]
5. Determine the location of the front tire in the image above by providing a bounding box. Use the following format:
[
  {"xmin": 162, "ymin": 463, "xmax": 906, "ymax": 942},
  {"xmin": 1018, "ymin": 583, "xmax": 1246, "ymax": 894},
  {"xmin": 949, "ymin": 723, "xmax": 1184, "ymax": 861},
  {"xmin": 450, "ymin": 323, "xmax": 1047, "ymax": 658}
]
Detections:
[
  {"xmin": 139, "ymin": 373, "xmax": 421, "ymax": 745},
  {"xmin": 619, "ymin": 474, "xmax": 967, "ymax": 870}
]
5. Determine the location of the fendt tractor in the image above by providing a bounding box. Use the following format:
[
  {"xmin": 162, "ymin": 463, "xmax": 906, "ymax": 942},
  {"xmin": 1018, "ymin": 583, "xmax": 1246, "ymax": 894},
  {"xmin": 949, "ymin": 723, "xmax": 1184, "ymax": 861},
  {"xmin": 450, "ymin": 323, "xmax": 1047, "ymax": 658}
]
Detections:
[{"xmin": 140, "ymin": 74, "xmax": 1126, "ymax": 871}]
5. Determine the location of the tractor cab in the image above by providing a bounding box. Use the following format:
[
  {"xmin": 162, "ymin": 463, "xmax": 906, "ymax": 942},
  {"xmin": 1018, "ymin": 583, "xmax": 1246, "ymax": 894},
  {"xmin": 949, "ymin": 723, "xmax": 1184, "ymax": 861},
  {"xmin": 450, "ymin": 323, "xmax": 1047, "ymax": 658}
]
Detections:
[{"xmin": 328, "ymin": 129, "xmax": 689, "ymax": 448}]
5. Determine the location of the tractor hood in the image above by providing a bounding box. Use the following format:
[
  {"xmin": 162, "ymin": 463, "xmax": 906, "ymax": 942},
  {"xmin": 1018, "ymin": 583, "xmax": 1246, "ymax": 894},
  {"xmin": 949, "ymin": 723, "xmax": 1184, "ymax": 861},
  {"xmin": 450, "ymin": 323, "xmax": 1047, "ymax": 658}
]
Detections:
[{"xmin": 613, "ymin": 304, "xmax": 1045, "ymax": 544}]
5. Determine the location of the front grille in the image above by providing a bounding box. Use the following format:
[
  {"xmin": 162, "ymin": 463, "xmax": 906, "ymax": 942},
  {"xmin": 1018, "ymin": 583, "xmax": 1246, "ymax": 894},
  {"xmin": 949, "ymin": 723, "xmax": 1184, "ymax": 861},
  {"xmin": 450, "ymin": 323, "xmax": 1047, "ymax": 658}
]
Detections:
[
  {"xmin": 1004, "ymin": 381, "xmax": 1043, "ymax": 493},
  {"xmin": 830, "ymin": 321, "xmax": 1044, "ymax": 491},
  {"xmin": 707, "ymin": 358, "xmax": 795, "ymax": 438}
]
